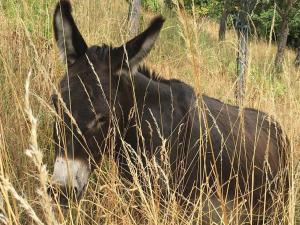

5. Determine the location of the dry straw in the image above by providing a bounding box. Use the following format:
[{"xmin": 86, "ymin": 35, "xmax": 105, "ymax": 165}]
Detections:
[{"xmin": 0, "ymin": 0, "xmax": 298, "ymax": 224}]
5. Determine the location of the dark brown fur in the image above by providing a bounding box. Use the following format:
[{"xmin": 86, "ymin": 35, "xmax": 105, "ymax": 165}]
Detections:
[{"xmin": 51, "ymin": 1, "xmax": 289, "ymax": 223}]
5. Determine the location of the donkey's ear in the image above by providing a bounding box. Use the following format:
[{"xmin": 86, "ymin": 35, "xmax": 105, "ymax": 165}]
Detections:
[
  {"xmin": 53, "ymin": 0, "xmax": 87, "ymax": 65},
  {"xmin": 111, "ymin": 16, "xmax": 165, "ymax": 72}
]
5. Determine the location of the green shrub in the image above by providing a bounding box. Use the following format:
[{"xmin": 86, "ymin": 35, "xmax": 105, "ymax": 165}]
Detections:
[{"xmin": 142, "ymin": 0, "xmax": 162, "ymax": 12}]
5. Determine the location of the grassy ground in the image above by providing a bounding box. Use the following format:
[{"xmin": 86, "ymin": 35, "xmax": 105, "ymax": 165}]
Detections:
[{"xmin": 0, "ymin": 0, "xmax": 299, "ymax": 224}]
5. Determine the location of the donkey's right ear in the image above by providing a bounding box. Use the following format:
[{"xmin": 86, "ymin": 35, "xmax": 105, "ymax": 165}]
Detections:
[{"xmin": 53, "ymin": 0, "xmax": 87, "ymax": 65}]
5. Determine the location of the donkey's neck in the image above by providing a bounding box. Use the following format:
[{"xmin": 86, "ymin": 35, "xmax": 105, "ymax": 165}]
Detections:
[
  {"xmin": 117, "ymin": 70, "xmax": 173, "ymax": 119},
  {"xmin": 116, "ymin": 70, "xmax": 198, "ymax": 181},
  {"xmin": 122, "ymin": 70, "xmax": 174, "ymax": 138},
  {"xmin": 117, "ymin": 70, "xmax": 174, "ymax": 137},
  {"xmin": 132, "ymin": 71, "xmax": 172, "ymax": 105}
]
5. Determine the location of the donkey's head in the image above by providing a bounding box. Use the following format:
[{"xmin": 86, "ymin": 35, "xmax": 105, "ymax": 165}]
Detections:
[{"xmin": 50, "ymin": 0, "xmax": 164, "ymax": 205}]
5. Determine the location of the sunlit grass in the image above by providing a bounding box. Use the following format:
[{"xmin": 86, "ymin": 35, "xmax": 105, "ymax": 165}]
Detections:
[{"xmin": 0, "ymin": 0, "xmax": 299, "ymax": 224}]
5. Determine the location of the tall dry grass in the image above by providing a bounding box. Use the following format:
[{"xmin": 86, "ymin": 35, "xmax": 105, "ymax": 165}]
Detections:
[{"xmin": 0, "ymin": 0, "xmax": 299, "ymax": 224}]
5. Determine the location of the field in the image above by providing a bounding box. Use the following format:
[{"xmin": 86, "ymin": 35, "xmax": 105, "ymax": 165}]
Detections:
[{"xmin": 0, "ymin": 0, "xmax": 299, "ymax": 224}]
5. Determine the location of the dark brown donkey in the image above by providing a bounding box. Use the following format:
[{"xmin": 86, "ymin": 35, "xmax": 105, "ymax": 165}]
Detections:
[{"xmin": 50, "ymin": 0, "xmax": 289, "ymax": 223}]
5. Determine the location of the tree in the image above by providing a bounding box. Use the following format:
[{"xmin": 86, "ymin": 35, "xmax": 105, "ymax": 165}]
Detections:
[
  {"xmin": 219, "ymin": 0, "xmax": 238, "ymax": 41},
  {"xmin": 251, "ymin": 1, "xmax": 300, "ymax": 69},
  {"xmin": 219, "ymin": 5, "xmax": 230, "ymax": 40},
  {"xmin": 235, "ymin": 0, "xmax": 256, "ymax": 105},
  {"xmin": 128, "ymin": 0, "xmax": 141, "ymax": 37},
  {"xmin": 274, "ymin": 0, "xmax": 296, "ymax": 72}
]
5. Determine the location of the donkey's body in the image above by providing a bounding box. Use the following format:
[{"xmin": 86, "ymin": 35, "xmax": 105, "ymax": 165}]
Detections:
[{"xmin": 51, "ymin": 1, "xmax": 289, "ymax": 223}]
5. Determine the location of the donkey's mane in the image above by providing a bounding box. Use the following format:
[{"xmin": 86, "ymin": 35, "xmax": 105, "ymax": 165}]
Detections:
[{"xmin": 137, "ymin": 65, "xmax": 182, "ymax": 84}]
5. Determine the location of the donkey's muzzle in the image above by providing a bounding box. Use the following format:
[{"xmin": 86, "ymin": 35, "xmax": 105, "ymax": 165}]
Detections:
[{"xmin": 49, "ymin": 156, "xmax": 91, "ymax": 206}]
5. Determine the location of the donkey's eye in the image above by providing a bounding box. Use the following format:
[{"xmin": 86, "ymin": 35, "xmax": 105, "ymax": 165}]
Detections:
[
  {"xmin": 95, "ymin": 45, "xmax": 108, "ymax": 59},
  {"xmin": 97, "ymin": 116, "xmax": 107, "ymax": 124},
  {"xmin": 86, "ymin": 115, "xmax": 107, "ymax": 131}
]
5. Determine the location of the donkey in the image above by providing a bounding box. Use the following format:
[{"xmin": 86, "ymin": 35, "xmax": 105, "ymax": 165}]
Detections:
[{"xmin": 50, "ymin": 0, "xmax": 289, "ymax": 223}]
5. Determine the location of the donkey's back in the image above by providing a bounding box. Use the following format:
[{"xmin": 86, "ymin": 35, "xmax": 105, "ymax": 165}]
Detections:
[{"xmin": 193, "ymin": 94, "xmax": 289, "ymax": 221}]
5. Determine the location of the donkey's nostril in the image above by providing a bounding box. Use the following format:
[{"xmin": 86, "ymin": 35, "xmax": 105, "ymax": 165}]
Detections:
[
  {"xmin": 58, "ymin": 187, "xmax": 70, "ymax": 207},
  {"xmin": 74, "ymin": 187, "xmax": 78, "ymax": 195},
  {"xmin": 47, "ymin": 184, "xmax": 80, "ymax": 207},
  {"xmin": 47, "ymin": 186, "xmax": 59, "ymax": 199}
]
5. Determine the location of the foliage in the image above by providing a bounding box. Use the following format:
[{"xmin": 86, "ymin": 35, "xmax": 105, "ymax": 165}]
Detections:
[
  {"xmin": 252, "ymin": 1, "xmax": 300, "ymax": 48},
  {"xmin": 287, "ymin": 2, "xmax": 300, "ymax": 47},
  {"xmin": 183, "ymin": 0, "xmax": 224, "ymax": 17},
  {"xmin": 251, "ymin": 4, "xmax": 280, "ymax": 38},
  {"xmin": 142, "ymin": 0, "xmax": 162, "ymax": 11},
  {"xmin": 178, "ymin": 0, "xmax": 300, "ymax": 48}
]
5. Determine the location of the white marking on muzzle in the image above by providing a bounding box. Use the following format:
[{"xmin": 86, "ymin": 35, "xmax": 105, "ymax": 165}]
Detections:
[
  {"xmin": 86, "ymin": 114, "xmax": 105, "ymax": 131},
  {"xmin": 51, "ymin": 157, "xmax": 91, "ymax": 195}
]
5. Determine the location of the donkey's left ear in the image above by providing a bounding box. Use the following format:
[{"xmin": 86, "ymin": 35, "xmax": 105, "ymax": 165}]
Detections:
[
  {"xmin": 53, "ymin": 0, "xmax": 88, "ymax": 65},
  {"xmin": 111, "ymin": 16, "xmax": 165, "ymax": 72}
]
